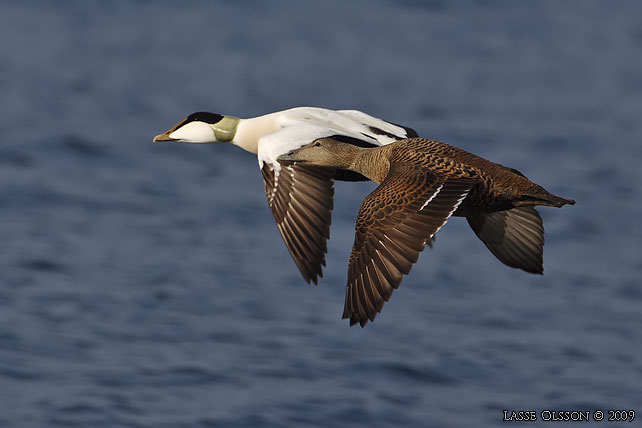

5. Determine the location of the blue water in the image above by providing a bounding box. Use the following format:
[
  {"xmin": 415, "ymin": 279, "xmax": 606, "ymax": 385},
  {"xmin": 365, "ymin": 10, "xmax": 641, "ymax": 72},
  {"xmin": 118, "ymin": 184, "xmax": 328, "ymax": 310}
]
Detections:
[{"xmin": 2, "ymin": 1, "xmax": 641, "ymax": 427}]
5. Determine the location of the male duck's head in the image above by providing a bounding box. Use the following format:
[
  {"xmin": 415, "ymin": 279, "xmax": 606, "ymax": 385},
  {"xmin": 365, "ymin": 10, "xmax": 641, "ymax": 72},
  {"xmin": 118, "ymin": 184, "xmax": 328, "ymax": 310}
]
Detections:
[{"xmin": 153, "ymin": 112, "xmax": 240, "ymax": 143}]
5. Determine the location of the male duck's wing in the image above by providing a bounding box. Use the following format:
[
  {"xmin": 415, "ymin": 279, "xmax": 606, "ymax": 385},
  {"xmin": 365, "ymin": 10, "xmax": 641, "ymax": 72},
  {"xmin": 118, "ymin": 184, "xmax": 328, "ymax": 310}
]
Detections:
[
  {"xmin": 336, "ymin": 109, "xmax": 419, "ymax": 139},
  {"xmin": 344, "ymin": 163, "xmax": 475, "ymax": 327}
]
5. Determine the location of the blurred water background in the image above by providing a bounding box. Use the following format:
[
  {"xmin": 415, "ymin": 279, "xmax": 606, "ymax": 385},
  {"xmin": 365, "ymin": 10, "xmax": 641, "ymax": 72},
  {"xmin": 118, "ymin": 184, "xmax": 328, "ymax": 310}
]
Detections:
[{"xmin": 1, "ymin": 1, "xmax": 641, "ymax": 427}]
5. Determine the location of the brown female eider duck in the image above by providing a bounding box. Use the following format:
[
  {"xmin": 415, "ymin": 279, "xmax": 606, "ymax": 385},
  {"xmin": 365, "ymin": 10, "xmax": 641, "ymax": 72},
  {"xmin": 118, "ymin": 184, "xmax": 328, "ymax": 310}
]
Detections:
[
  {"xmin": 153, "ymin": 107, "xmax": 417, "ymax": 284},
  {"xmin": 278, "ymin": 137, "xmax": 575, "ymax": 327}
]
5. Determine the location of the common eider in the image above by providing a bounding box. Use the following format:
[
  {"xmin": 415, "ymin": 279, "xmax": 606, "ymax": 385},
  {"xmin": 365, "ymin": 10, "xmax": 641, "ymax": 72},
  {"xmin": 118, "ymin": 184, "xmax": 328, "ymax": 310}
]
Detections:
[
  {"xmin": 278, "ymin": 137, "xmax": 575, "ymax": 327},
  {"xmin": 153, "ymin": 107, "xmax": 418, "ymax": 284}
]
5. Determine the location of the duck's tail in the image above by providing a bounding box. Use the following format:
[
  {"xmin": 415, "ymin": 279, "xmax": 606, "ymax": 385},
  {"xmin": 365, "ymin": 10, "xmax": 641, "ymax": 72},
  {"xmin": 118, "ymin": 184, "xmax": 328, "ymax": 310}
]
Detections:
[{"xmin": 515, "ymin": 191, "xmax": 575, "ymax": 208}]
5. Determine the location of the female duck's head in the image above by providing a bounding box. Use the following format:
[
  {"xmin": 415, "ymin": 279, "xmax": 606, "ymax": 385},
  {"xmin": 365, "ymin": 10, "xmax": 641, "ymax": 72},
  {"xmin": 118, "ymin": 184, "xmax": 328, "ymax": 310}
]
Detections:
[{"xmin": 277, "ymin": 138, "xmax": 361, "ymax": 169}]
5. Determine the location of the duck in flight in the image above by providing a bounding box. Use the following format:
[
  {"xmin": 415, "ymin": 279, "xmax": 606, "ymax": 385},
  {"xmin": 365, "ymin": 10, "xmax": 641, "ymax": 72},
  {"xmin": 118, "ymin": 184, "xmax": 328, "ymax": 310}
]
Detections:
[
  {"xmin": 153, "ymin": 107, "xmax": 418, "ymax": 284},
  {"xmin": 278, "ymin": 137, "xmax": 575, "ymax": 327}
]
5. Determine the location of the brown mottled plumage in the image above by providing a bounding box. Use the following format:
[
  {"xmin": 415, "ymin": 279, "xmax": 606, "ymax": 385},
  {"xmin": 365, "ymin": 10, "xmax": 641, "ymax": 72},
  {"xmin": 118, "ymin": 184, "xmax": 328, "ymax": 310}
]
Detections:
[{"xmin": 278, "ymin": 137, "xmax": 575, "ymax": 327}]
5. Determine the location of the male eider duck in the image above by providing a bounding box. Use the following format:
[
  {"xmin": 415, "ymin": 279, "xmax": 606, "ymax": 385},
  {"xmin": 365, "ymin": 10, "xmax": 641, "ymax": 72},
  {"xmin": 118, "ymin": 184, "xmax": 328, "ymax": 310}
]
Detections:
[
  {"xmin": 153, "ymin": 107, "xmax": 417, "ymax": 284},
  {"xmin": 278, "ymin": 137, "xmax": 575, "ymax": 327}
]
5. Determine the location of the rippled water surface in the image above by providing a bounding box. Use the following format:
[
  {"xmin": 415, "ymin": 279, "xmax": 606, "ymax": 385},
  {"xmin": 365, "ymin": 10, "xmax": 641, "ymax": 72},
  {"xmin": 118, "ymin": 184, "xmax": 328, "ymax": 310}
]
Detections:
[{"xmin": 2, "ymin": 1, "xmax": 642, "ymax": 427}]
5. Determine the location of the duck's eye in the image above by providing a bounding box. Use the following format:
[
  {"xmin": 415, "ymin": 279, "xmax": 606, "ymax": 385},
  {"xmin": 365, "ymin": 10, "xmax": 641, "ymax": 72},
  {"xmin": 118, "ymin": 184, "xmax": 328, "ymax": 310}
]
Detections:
[{"xmin": 314, "ymin": 142, "xmax": 321, "ymax": 147}]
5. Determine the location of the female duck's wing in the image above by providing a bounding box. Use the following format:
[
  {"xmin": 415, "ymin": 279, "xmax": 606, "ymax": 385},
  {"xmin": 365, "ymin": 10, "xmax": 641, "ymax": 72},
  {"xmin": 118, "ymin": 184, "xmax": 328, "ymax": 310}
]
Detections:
[
  {"xmin": 344, "ymin": 163, "xmax": 475, "ymax": 327},
  {"xmin": 257, "ymin": 123, "xmax": 379, "ymax": 285},
  {"xmin": 261, "ymin": 162, "xmax": 335, "ymax": 284},
  {"xmin": 257, "ymin": 115, "xmax": 415, "ymax": 285},
  {"xmin": 467, "ymin": 206, "xmax": 545, "ymax": 274}
]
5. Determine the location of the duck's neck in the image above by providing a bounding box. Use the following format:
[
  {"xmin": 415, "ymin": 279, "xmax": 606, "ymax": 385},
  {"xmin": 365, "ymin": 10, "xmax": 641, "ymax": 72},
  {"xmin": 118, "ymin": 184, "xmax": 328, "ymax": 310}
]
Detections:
[
  {"xmin": 232, "ymin": 113, "xmax": 281, "ymax": 154},
  {"xmin": 349, "ymin": 146, "xmax": 391, "ymax": 184}
]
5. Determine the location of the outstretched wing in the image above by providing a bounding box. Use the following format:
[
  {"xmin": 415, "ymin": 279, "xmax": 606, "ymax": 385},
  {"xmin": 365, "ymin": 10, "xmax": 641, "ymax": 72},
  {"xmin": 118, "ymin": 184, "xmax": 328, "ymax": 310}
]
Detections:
[
  {"xmin": 345, "ymin": 163, "xmax": 474, "ymax": 327},
  {"xmin": 257, "ymin": 117, "xmax": 414, "ymax": 284},
  {"xmin": 467, "ymin": 206, "xmax": 544, "ymax": 274},
  {"xmin": 262, "ymin": 163, "xmax": 335, "ymax": 284}
]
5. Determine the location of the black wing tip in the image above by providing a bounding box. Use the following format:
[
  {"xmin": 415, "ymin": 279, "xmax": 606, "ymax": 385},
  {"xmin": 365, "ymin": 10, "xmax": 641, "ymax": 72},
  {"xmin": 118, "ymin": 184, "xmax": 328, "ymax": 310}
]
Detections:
[
  {"xmin": 505, "ymin": 257, "xmax": 543, "ymax": 275},
  {"xmin": 343, "ymin": 312, "xmax": 375, "ymax": 327},
  {"xmin": 495, "ymin": 256, "xmax": 544, "ymax": 275},
  {"xmin": 522, "ymin": 264, "xmax": 544, "ymax": 275},
  {"xmin": 313, "ymin": 270, "xmax": 323, "ymax": 284},
  {"xmin": 347, "ymin": 317, "xmax": 369, "ymax": 328},
  {"xmin": 302, "ymin": 269, "xmax": 322, "ymax": 285}
]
